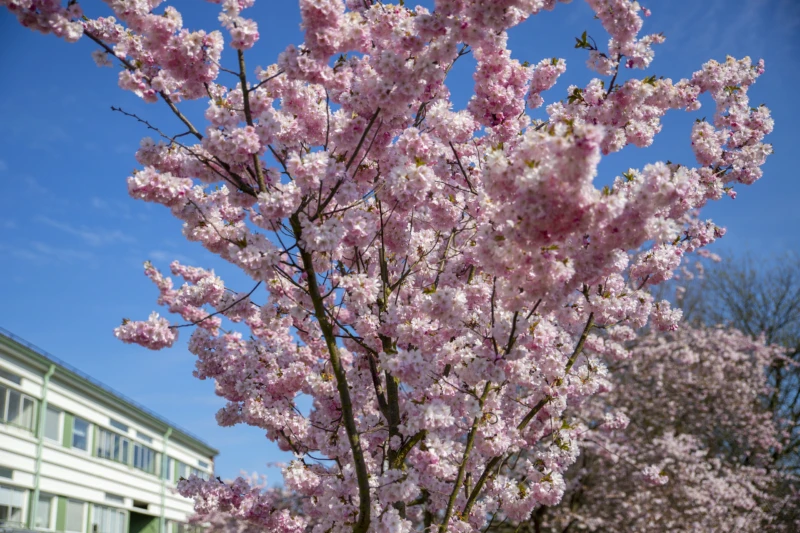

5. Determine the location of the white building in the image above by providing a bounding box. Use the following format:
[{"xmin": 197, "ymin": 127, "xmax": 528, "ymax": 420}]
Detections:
[{"xmin": 0, "ymin": 329, "xmax": 218, "ymax": 533}]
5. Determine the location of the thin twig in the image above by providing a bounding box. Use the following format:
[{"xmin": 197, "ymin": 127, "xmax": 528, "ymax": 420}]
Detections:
[{"xmin": 171, "ymin": 282, "xmax": 262, "ymax": 329}]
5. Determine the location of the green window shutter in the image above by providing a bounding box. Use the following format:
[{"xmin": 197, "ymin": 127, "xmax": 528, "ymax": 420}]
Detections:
[
  {"xmin": 86, "ymin": 504, "xmax": 92, "ymax": 533},
  {"xmin": 92, "ymin": 426, "xmax": 98, "ymax": 457},
  {"xmin": 56, "ymin": 496, "xmax": 67, "ymax": 532},
  {"xmin": 173, "ymin": 459, "xmax": 178, "ymax": 482},
  {"xmin": 62, "ymin": 413, "xmax": 74, "ymax": 448}
]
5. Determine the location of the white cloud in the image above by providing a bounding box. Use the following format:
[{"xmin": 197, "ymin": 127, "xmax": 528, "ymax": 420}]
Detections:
[
  {"xmin": 30, "ymin": 241, "xmax": 94, "ymax": 261},
  {"xmin": 90, "ymin": 196, "xmax": 132, "ymax": 219},
  {"xmin": 148, "ymin": 250, "xmax": 196, "ymax": 265},
  {"xmin": 36, "ymin": 216, "xmax": 135, "ymax": 246},
  {"xmin": 24, "ymin": 177, "xmax": 49, "ymax": 195},
  {"xmin": 0, "ymin": 242, "xmax": 95, "ymax": 265}
]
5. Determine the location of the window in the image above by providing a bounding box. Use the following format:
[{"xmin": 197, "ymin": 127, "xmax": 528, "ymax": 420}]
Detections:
[
  {"xmin": 176, "ymin": 462, "xmax": 189, "ymax": 479},
  {"xmin": 162, "ymin": 457, "xmax": 173, "ymax": 481},
  {"xmin": 92, "ymin": 505, "xmax": 126, "ymax": 533},
  {"xmin": 0, "ymin": 467, "xmax": 11, "ymax": 479},
  {"xmin": 174, "ymin": 461, "xmax": 209, "ymax": 481},
  {"xmin": 0, "ymin": 369, "xmax": 21, "ymax": 385},
  {"xmin": 6, "ymin": 391, "xmax": 19, "ymax": 424},
  {"xmin": 176, "ymin": 461, "xmax": 188, "ymax": 480},
  {"xmin": 133, "ymin": 443, "xmax": 156, "ymax": 474},
  {"xmin": 65, "ymin": 500, "xmax": 84, "ymax": 533},
  {"xmin": 190, "ymin": 467, "xmax": 210, "ymax": 481},
  {"xmin": 198, "ymin": 460, "xmax": 209, "ymax": 469},
  {"xmin": 0, "ymin": 386, "xmax": 37, "ymax": 432},
  {"xmin": 72, "ymin": 417, "xmax": 90, "ymax": 451},
  {"xmin": 21, "ymin": 397, "xmax": 35, "ymax": 428},
  {"xmin": 35, "ymin": 493, "xmax": 54, "ymax": 529},
  {"xmin": 97, "ymin": 428, "xmax": 130, "ymax": 464},
  {"xmin": 0, "ymin": 485, "xmax": 25, "ymax": 527},
  {"xmin": 104, "ymin": 494, "xmax": 124, "ymax": 505},
  {"xmin": 44, "ymin": 406, "xmax": 60, "ymax": 441},
  {"xmin": 136, "ymin": 432, "xmax": 152, "ymax": 444},
  {"xmin": 109, "ymin": 419, "xmax": 128, "ymax": 432}
]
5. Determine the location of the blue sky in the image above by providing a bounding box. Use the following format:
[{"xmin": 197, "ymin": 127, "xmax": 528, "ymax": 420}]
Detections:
[{"xmin": 0, "ymin": 0, "xmax": 798, "ymax": 483}]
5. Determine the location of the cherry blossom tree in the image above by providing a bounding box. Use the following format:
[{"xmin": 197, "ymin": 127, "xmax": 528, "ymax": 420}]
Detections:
[
  {"xmin": 522, "ymin": 325, "xmax": 797, "ymax": 533},
  {"xmin": 2, "ymin": 0, "xmax": 776, "ymax": 531},
  {"xmin": 677, "ymin": 254, "xmax": 800, "ymax": 474}
]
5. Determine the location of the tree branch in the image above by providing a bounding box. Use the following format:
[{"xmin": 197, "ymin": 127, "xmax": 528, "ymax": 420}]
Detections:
[{"xmin": 289, "ymin": 214, "xmax": 371, "ymax": 533}]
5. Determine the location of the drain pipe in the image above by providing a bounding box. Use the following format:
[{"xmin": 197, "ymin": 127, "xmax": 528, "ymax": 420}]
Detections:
[
  {"xmin": 29, "ymin": 364, "xmax": 56, "ymax": 529},
  {"xmin": 160, "ymin": 427, "xmax": 173, "ymax": 533}
]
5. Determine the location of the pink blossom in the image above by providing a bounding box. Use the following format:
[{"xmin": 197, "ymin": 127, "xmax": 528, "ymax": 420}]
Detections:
[
  {"xmin": 640, "ymin": 464, "xmax": 669, "ymax": 486},
  {"xmin": 114, "ymin": 312, "xmax": 178, "ymax": 349}
]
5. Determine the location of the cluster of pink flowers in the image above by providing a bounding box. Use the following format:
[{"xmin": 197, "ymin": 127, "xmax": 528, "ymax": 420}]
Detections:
[
  {"xmin": 4, "ymin": 0, "xmax": 778, "ymax": 531},
  {"xmin": 539, "ymin": 326, "xmax": 795, "ymax": 532},
  {"xmin": 3, "ymin": 0, "xmax": 83, "ymax": 41},
  {"xmin": 179, "ymin": 475, "xmax": 305, "ymax": 533},
  {"xmin": 115, "ymin": 312, "xmax": 177, "ymax": 350}
]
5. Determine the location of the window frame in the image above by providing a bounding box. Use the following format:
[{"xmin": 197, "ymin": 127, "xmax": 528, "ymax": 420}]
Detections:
[
  {"xmin": 91, "ymin": 504, "xmax": 126, "ymax": 533},
  {"xmin": 34, "ymin": 492, "xmax": 56, "ymax": 531},
  {"xmin": 0, "ymin": 368, "xmax": 22, "ymax": 385},
  {"xmin": 176, "ymin": 461, "xmax": 188, "ymax": 480},
  {"xmin": 161, "ymin": 456, "xmax": 173, "ymax": 482},
  {"xmin": 0, "ymin": 384, "xmax": 38, "ymax": 433},
  {"xmin": 0, "ymin": 484, "xmax": 27, "ymax": 528},
  {"xmin": 103, "ymin": 493, "xmax": 124, "ymax": 505},
  {"xmin": 96, "ymin": 427, "xmax": 132, "ymax": 465},
  {"xmin": 64, "ymin": 499, "xmax": 86, "ymax": 533},
  {"xmin": 44, "ymin": 405, "xmax": 61, "ymax": 442},
  {"xmin": 71, "ymin": 417, "xmax": 91, "ymax": 452},
  {"xmin": 133, "ymin": 443, "xmax": 157, "ymax": 475},
  {"xmin": 109, "ymin": 419, "xmax": 128, "ymax": 433},
  {"xmin": 135, "ymin": 431, "xmax": 153, "ymax": 444}
]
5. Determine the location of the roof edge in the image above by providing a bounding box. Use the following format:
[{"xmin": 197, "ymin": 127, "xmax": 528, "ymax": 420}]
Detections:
[{"xmin": 0, "ymin": 328, "xmax": 219, "ymax": 458}]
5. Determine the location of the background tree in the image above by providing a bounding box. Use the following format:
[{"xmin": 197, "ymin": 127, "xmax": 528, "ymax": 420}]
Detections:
[
  {"xmin": 506, "ymin": 325, "xmax": 797, "ymax": 532},
  {"xmin": 677, "ymin": 254, "xmax": 800, "ymax": 473},
  {"xmin": 2, "ymin": 0, "xmax": 776, "ymax": 531},
  {"xmin": 493, "ymin": 257, "xmax": 800, "ymax": 532}
]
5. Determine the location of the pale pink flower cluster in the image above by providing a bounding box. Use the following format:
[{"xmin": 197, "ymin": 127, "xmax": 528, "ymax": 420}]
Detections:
[
  {"xmin": 640, "ymin": 464, "xmax": 669, "ymax": 486},
  {"xmin": 651, "ymin": 299, "xmax": 682, "ymax": 331},
  {"xmin": 2, "ymin": 0, "xmax": 83, "ymax": 41},
  {"xmin": 114, "ymin": 312, "xmax": 177, "ymax": 349},
  {"xmin": 219, "ymin": 0, "xmax": 259, "ymax": 50},
  {"xmin": 539, "ymin": 326, "xmax": 794, "ymax": 532},
  {"xmin": 177, "ymin": 476, "xmax": 305, "ymax": 533},
  {"xmin": 527, "ymin": 57, "xmax": 566, "ymax": 109},
  {"xmin": 4, "ymin": 0, "xmax": 779, "ymax": 531}
]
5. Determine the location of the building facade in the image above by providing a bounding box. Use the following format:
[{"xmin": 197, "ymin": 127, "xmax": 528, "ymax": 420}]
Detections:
[{"xmin": 0, "ymin": 329, "xmax": 218, "ymax": 533}]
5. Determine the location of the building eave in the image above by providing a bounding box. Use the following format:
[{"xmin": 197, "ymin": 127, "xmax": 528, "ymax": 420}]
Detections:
[{"xmin": 0, "ymin": 329, "xmax": 219, "ymax": 459}]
